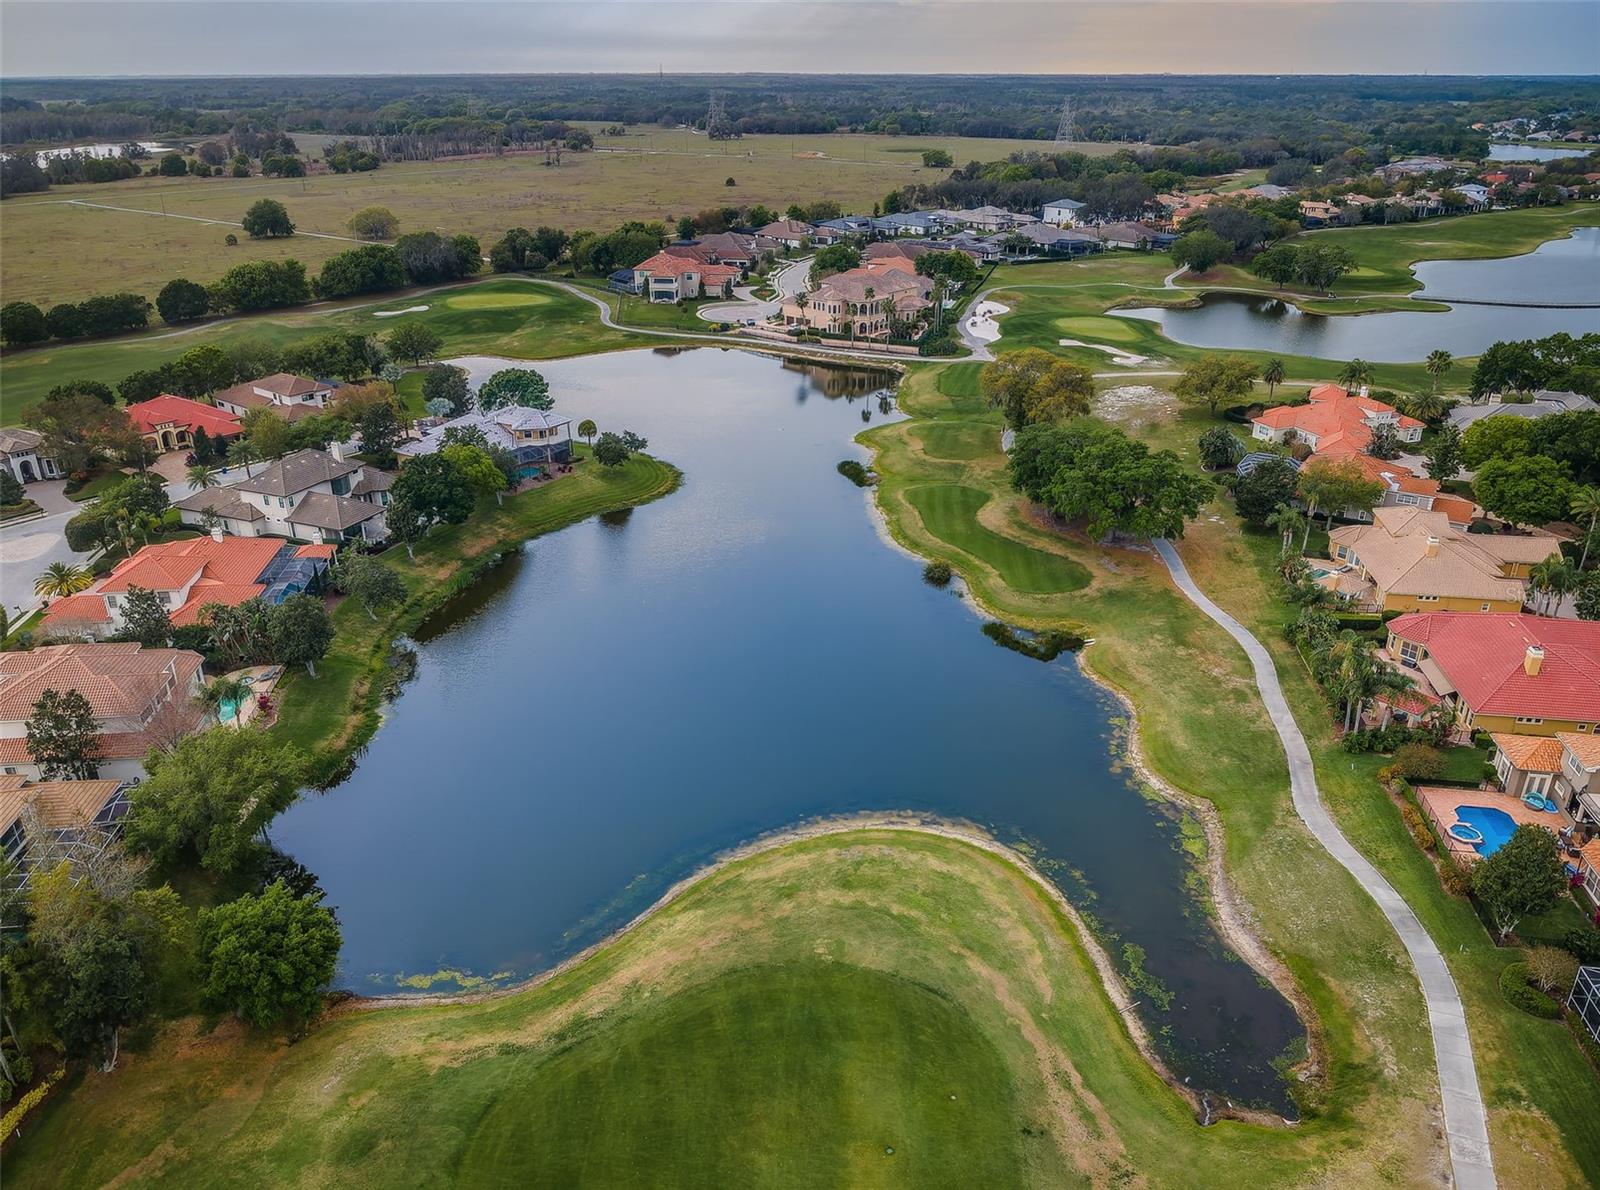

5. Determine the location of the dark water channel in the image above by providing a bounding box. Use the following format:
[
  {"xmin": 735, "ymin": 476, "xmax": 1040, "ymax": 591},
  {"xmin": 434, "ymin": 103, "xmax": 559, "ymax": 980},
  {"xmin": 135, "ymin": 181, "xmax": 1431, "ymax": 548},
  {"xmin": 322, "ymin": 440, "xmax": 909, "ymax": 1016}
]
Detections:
[
  {"xmin": 271, "ymin": 347, "xmax": 1302, "ymax": 1112},
  {"xmin": 1117, "ymin": 225, "xmax": 1600, "ymax": 361}
]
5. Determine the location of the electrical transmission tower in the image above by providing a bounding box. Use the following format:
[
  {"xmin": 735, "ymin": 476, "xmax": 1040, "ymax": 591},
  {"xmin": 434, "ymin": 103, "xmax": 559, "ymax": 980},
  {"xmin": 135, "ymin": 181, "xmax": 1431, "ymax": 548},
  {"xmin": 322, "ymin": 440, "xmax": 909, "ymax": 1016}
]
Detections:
[
  {"xmin": 706, "ymin": 91, "xmax": 738, "ymax": 140},
  {"xmin": 1053, "ymin": 98, "xmax": 1076, "ymax": 150}
]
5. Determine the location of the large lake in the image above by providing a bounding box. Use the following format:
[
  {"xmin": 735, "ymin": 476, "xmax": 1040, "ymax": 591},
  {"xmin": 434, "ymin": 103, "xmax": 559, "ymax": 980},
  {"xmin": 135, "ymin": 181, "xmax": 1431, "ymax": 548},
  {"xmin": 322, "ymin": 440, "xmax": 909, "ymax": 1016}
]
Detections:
[
  {"xmin": 271, "ymin": 347, "xmax": 1303, "ymax": 1112},
  {"xmin": 1117, "ymin": 225, "xmax": 1600, "ymax": 362}
]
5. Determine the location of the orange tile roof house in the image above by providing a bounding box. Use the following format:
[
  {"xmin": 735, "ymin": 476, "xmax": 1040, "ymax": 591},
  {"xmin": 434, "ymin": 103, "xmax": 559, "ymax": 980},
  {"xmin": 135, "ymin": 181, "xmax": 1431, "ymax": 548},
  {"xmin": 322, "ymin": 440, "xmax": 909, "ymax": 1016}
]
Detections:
[
  {"xmin": 126, "ymin": 395, "xmax": 243, "ymax": 455},
  {"xmin": 213, "ymin": 372, "xmax": 338, "ymax": 422},
  {"xmin": 1487, "ymin": 730, "xmax": 1600, "ymax": 828},
  {"xmin": 41, "ymin": 533, "xmax": 335, "ymax": 639},
  {"xmin": 1313, "ymin": 454, "xmax": 1477, "ymax": 527},
  {"xmin": 629, "ymin": 251, "xmax": 742, "ymax": 303},
  {"xmin": 1330, "ymin": 507, "xmax": 1559, "ymax": 613},
  {"xmin": 1251, "ymin": 383, "xmax": 1424, "ymax": 458},
  {"xmin": 1382, "ymin": 612, "xmax": 1600, "ymax": 739},
  {"xmin": 0, "ymin": 643, "xmax": 206, "ymax": 780}
]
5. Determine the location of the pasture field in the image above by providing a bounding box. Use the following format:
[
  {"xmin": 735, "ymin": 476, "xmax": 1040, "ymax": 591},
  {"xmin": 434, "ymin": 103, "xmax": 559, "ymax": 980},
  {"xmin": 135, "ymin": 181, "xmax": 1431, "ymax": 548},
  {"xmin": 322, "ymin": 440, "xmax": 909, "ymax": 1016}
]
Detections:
[{"xmin": 0, "ymin": 130, "xmax": 1130, "ymax": 306}]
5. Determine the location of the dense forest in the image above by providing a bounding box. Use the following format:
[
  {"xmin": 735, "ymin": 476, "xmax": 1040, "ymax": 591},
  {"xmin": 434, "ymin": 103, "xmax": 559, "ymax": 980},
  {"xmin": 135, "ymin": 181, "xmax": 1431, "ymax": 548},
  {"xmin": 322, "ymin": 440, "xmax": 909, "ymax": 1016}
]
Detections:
[{"xmin": 3, "ymin": 73, "xmax": 1597, "ymax": 161}]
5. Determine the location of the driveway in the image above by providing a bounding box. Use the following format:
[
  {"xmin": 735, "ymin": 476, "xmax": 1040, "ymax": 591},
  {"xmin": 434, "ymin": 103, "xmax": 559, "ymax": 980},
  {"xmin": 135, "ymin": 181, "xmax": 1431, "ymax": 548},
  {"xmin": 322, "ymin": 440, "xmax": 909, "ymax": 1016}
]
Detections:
[
  {"xmin": 1, "ymin": 495, "xmax": 88, "ymax": 622},
  {"xmin": 698, "ymin": 257, "xmax": 812, "ymax": 325}
]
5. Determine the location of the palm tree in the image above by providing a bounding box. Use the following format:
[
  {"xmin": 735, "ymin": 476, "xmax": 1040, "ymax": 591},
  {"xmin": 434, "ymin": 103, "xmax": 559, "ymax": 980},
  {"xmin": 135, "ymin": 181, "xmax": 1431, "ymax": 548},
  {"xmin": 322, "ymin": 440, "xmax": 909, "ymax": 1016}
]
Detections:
[
  {"xmin": 1572, "ymin": 487, "xmax": 1600, "ymax": 570},
  {"xmin": 864, "ymin": 286, "xmax": 876, "ymax": 339},
  {"xmin": 1407, "ymin": 391, "xmax": 1448, "ymax": 425},
  {"xmin": 1266, "ymin": 503, "xmax": 1307, "ymax": 556},
  {"xmin": 577, "ymin": 419, "xmax": 597, "ymax": 449},
  {"xmin": 1262, "ymin": 358, "xmax": 1285, "ymax": 402},
  {"xmin": 34, "ymin": 562, "xmax": 95, "ymax": 600},
  {"xmin": 227, "ymin": 437, "xmax": 258, "ymax": 479},
  {"xmin": 1337, "ymin": 359, "xmax": 1374, "ymax": 390},
  {"xmin": 1528, "ymin": 557, "xmax": 1579, "ymax": 615},
  {"xmin": 1425, "ymin": 349, "xmax": 1453, "ymax": 393},
  {"xmin": 198, "ymin": 676, "xmax": 252, "ymax": 727},
  {"xmin": 186, "ymin": 463, "xmax": 217, "ymax": 491}
]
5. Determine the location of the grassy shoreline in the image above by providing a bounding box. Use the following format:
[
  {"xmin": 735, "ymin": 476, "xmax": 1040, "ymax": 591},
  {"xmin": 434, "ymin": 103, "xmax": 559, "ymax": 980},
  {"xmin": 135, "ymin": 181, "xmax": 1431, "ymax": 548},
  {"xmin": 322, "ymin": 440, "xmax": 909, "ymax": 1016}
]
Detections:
[
  {"xmin": 859, "ymin": 362, "xmax": 1595, "ymax": 1184},
  {"xmin": 4, "ymin": 825, "xmax": 1475, "ymax": 1188},
  {"xmin": 270, "ymin": 448, "xmax": 681, "ymax": 783}
]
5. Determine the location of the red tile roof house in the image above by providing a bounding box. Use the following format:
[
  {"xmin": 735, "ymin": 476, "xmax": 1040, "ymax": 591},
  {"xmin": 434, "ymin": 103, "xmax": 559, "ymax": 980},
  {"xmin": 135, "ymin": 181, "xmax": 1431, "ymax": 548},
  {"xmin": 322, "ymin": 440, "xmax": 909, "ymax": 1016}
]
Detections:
[
  {"xmin": 630, "ymin": 252, "xmax": 742, "ymax": 303},
  {"xmin": 127, "ymin": 395, "xmax": 243, "ymax": 455},
  {"xmin": 1250, "ymin": 383, "xmax": 1424, "ymax": 458},
  {"xmin": 1378, "ymin": 612, "xmax": 1600, "ymax": 742},
  {"xmin": 213, "ymin": 372, "xmax": 338, "ymax": 423},
  {"xmin": 0, "ymin": 772, "xmax": 133, "ymax": 890},
  {"xmin": 0, "ymin": 643, "xmax": 206, "ymax": 781},
  {"xmin": 41, "ymin": 532, "xmax": 336, "ymax": 640}
]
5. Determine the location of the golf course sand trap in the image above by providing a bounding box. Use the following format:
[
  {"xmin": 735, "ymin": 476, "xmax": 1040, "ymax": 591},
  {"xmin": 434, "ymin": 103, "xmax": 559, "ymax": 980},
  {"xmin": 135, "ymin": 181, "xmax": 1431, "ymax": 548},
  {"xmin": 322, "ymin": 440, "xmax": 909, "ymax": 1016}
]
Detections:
[
  {"xmin": 1058, "ymin": 338, "xmax": 1149, "ymax": 365},
  {"xmin": 375, "ymin": 305, "xmax": 430, "ymax": 317},
  {"xmin": 965, "ymin": 300, "xmax": 1009, "ymax": 342}
]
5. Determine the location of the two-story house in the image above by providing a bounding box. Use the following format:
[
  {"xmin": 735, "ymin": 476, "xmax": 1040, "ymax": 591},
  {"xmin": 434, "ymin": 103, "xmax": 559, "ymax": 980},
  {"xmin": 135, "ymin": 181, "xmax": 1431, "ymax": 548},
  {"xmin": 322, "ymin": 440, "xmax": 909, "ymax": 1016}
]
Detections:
[
  {"xmin": 1379, "ymin": 612, "xmax": 1600, "ymax": 740},
  {"xmin": 0, "ymin": 642, "xmax": 207, "ymax": 781},
  {"xmin": 174, "ymin": 447, "xmax": 389, "ymax": 544},
  {"xmin": 629, "ymin": 251, "xmax": 742, "ymax": 303},
  {"xmin": 1328, "ymin": 507, "xmax": 1560, "ymax": 613},
  {"xmin": 397, "ymin": 406, "xmax": 573, "ymax": 479},
  {"xmin": 781, "ymin": 266, "xmax": 933, "ymax": 339},
  {"xmin": 214, "ymin": 372, "xmax": 339, "ymax": 422},
  {"xmin": 1251, "ymin": 383, "xmax": 1425, "ymax": 458},
  {"xmin": 40, "ymin": 531, "xmax": 335, "ymax": 639}
]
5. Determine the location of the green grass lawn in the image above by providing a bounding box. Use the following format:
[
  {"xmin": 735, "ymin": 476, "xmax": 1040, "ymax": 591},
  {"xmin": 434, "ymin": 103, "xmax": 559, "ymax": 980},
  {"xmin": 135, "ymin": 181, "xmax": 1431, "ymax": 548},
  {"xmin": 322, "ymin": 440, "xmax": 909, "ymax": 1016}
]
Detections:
[
  {"xmin": 859, "ymin": 362, "xmax": 1598, "ymax": 1186},
  {"xmin": 0, "ymin": 278, "xmax": 656, "ymax": 426},
  {"xmin": 63, "ymin": 465, "xmax": 127, "ymax": 502},
  {"xmin": 912, "ymin": 421, "xmax": 999, "ymax": 461},
  {"xmin": 270, "ymin": 448, "xmax": 680, "ymax": 780},
  {"xmin": 905, "ymin": 483, "xmax": 1090, "ymax": 594},
  {"xmin": 8, "ymin": 826, "xmax": 1503, "ymax": 1189}
]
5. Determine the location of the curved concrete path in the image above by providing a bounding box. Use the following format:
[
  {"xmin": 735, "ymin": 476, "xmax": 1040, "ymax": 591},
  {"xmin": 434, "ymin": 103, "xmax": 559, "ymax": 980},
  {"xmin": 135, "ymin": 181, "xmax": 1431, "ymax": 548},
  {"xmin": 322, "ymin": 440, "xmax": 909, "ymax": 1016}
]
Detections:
[{"xmin": 1152, "ymin": 539, "xmax": 1496, "ymax": 1190}]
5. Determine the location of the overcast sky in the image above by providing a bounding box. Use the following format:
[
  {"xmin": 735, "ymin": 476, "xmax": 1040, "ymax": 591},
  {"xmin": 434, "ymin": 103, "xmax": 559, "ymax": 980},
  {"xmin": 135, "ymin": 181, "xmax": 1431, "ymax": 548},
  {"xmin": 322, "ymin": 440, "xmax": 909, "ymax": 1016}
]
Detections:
[{"xmin": 2, "ymin": 1, "xmax": 1596, "ymax": 78}]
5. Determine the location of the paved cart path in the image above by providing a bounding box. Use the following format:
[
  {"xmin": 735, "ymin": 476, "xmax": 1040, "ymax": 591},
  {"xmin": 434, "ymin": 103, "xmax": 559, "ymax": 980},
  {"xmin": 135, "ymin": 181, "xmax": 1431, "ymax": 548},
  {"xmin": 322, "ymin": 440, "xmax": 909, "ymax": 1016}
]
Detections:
[{"xmin": 1152, "ymin": 538, "xmax": 1496, "ymax": 1190}]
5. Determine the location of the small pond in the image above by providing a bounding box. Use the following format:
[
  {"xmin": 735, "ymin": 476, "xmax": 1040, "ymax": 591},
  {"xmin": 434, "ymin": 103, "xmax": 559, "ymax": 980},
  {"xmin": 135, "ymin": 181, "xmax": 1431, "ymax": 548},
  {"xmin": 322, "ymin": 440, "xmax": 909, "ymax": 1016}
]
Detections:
[
  {"xmin": 271, "ymin": 347, "xmax": 1303, "ymax": 1112},
  {"xmin": 1116, "ymin": 226, "xmax": 1600, "ymax": 362},
  {"xmin": 1486, "ymin": 143, "xmax": 1592, "ymax": 163}
]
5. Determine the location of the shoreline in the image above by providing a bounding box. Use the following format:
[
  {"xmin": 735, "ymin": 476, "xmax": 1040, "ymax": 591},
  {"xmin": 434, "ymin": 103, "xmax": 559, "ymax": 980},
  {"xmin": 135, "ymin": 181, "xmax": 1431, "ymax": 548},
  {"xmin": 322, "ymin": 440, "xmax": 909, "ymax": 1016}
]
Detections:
[{"xmin": 333, "ymin": 812, "xmax": 1297, "ymax": 1130}]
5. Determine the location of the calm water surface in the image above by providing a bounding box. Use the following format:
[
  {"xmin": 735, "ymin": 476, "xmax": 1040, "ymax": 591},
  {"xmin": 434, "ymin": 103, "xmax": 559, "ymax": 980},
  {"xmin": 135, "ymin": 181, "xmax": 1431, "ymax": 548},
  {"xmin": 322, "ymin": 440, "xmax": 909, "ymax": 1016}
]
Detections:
[
  {"xmin": 271, "ymin": 347, "xmax": 1302, "ymax": 1112},
  {"xmin": 1117, "ymin": 225, "xmax": 1600, "ymax": 362},
  {"xmin": 1486, "ymin": 144, "xmax": 1592, "ymax": 163}
]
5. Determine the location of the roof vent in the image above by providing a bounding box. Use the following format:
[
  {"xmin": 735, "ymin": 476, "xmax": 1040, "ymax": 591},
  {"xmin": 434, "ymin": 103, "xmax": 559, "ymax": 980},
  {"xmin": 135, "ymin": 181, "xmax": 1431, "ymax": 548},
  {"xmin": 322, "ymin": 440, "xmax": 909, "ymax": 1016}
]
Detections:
[
  {"xmin": 1525, "ymin": 645, "xmax": 1545, "ymax": 677},
  {"xmin": 1359, "ymin": 384, "xmax": 1370, "ymax": 399}
]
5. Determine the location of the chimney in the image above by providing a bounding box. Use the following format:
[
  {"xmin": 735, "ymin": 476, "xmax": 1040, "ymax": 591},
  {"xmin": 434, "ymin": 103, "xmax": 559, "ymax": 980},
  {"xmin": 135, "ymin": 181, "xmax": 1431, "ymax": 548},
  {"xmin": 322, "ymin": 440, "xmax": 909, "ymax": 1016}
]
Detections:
[
  {"xmin": 1525, "ymin": 645, "xmax": 1544, "ymax": 677},
  {"xmin": 1425, "ymin": 535, "xmax": 1441, "ymax": 557},
  {"xmin": 1359, "ymin": 384, "xmax": 1370, "ymax": 399},
  {"xmin": 329, "ymin": 439, "xmax": 345, "ymax": 462},
  {"xmin": 210, "ymin": 525, "xmax": 225, "ymax": 543}
]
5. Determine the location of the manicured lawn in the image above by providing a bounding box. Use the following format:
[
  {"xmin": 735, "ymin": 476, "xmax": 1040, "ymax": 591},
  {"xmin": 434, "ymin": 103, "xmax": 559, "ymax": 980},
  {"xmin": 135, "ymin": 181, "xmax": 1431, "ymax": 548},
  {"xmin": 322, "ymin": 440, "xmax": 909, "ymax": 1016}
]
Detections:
[
  {"xmin": 905, "ymin": 483, "xmax": 1089, "ymax": 594},
  {"xmin": 270, "ymin": 449, "xmax": 681, "ymax": 780},
  {"xmin": 860, "ymin": 362, "xmax": 1597, "ymax": 1186},
  {"xmin": 64, "ymin": 465, "xmax": 127, "ymax": 502},
  {"xmin": 0, "ymin": 278, "xmax": 652, "ymax": 425},
  {"xmin": 912, "ymin": 421, "xmax": 999, "ymax": 461},
  {"xmin": 7, "ymin": 827, "xmax": 1490, "ymax": 1189}
]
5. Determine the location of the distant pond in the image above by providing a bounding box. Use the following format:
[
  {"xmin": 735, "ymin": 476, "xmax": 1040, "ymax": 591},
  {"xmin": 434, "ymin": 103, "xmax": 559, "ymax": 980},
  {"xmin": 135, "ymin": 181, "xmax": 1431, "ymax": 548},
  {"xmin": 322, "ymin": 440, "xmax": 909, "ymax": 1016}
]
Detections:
[
  {"xmin": 1117, "ymin": 226, "xmax": 1600, "ymax": 362},
  {"xmin": 271, "ymin": 347, "xmax": 1303, "ymax": 1113},
  {"xmin": 1486, "ymin": 143, "xmax": 1592, "ymax": 163}
]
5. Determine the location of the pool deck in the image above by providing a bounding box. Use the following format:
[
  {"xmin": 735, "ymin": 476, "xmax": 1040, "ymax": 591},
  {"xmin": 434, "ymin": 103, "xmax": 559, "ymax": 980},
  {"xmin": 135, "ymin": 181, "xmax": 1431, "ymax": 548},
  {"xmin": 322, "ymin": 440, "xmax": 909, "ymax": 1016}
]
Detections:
[
  {"xmin": 1414, "ymin": 783, "xmax": 1571, "ymax": 864},
  {"xmin": 218, "ymin": 664, "xmax": 285, "ymax": 727}
]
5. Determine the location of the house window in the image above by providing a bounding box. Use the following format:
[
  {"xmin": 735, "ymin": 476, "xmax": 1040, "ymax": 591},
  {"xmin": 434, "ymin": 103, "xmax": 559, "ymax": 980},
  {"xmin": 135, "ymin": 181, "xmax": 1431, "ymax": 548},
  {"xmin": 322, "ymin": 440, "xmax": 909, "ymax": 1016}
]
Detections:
[
  {"xmin": 1398, "ymin": 640, "xmax": 1420, "ymax": 667},
  {"xmin": 1515, "ymin": 716, "xmax": 1545, "ymax": 725},
  {"xmin": 1416, "ymin": 594, "xmax": 1439, "ymax": 602}
]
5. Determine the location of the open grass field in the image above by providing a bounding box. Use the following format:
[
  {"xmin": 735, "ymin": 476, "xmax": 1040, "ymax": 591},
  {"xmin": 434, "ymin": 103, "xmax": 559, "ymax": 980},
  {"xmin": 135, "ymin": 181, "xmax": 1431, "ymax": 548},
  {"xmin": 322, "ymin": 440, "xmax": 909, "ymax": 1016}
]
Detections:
[
  {"xmin": 905, "ymin": 483, "xmax": 1089, "ymax": 594},
  {"xmin": 859, "ymin": 363, "xmax": 1598, "ymax": 1185},
  {"xmin": 5, "ymin": 825, "xmax": 1507, "ymax": 1189},
  {"xmin": 269, "ymin": 447, "xmax": 680, "ymax": 781},
  {"xmin": 0, "ymin": 130, "xmax": 1133, "ymax": 307},
  {"xmin": 0, "ymin": 278, "xmax": 656, "ymax": 425}
]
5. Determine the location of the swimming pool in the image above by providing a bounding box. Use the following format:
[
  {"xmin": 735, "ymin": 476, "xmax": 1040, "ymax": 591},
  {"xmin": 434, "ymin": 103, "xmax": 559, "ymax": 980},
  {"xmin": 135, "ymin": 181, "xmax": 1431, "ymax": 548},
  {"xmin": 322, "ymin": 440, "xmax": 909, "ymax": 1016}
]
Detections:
[{"xmin": 1453, "ymin": 805, "xmax": 1518, "ymax": 856}]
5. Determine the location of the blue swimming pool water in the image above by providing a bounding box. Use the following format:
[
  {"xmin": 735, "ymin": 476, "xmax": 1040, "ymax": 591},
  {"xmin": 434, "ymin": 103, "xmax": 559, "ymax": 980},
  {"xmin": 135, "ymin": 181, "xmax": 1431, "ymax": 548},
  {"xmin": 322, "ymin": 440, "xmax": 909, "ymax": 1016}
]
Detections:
[
  {"xmin": 218, "ymin": 698, "xmax": 240, "ymax": 722},
  {"xmin": 1454, "ymin": 805, "xmax": 1519, "ymax": 855}
]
